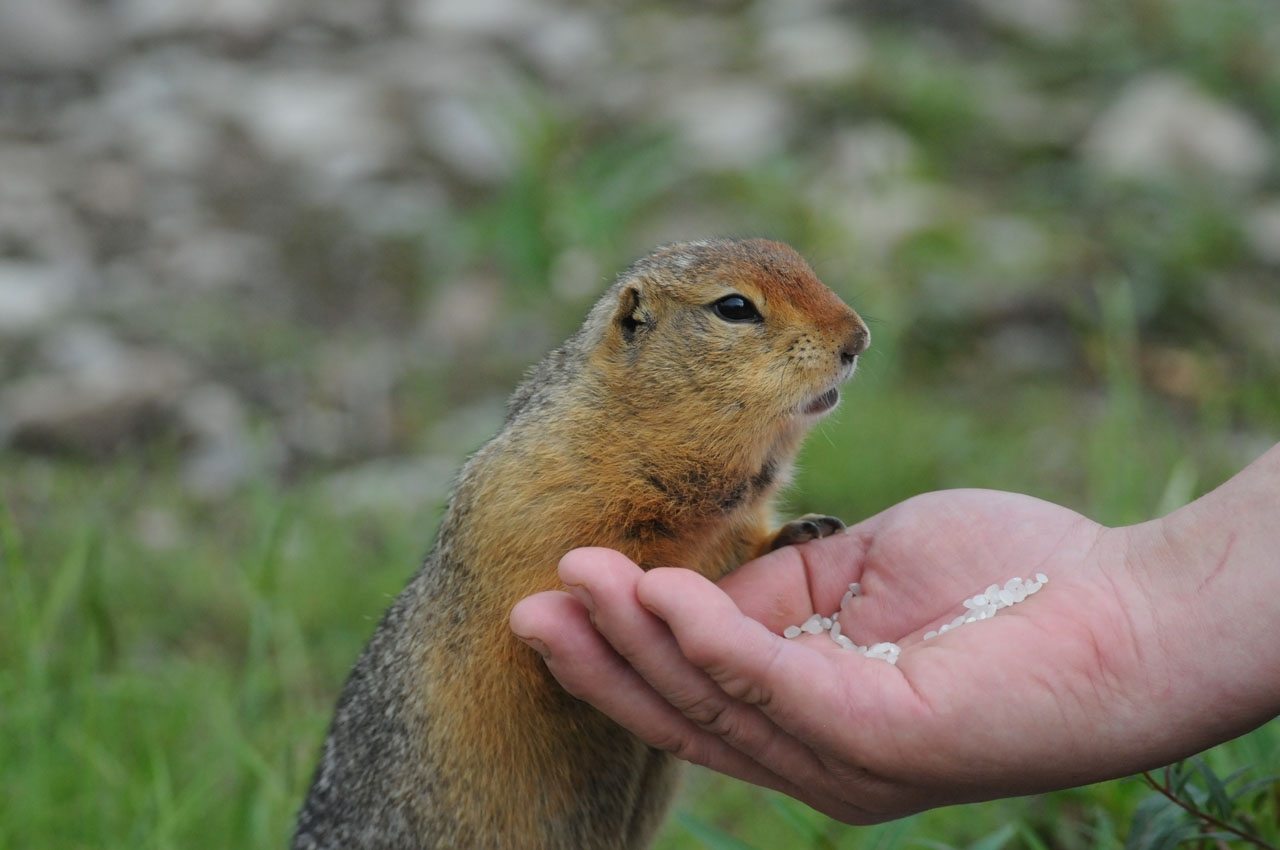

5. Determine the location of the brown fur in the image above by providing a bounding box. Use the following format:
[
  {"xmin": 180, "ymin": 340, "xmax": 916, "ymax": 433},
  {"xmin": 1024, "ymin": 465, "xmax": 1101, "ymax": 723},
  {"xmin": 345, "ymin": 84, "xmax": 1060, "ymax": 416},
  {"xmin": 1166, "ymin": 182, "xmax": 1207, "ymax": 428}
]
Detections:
[{"xmin": 293, "ymin": 239, "xmax": 868, "ymax": 850}]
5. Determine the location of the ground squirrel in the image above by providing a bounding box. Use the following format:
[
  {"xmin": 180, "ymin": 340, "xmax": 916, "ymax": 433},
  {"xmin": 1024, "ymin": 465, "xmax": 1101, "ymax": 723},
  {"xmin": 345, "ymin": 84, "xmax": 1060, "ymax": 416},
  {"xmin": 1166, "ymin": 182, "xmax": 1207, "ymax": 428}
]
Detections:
[{"xmin": 293, "ymin": 238, "xmax": 870, "ymax": 850}]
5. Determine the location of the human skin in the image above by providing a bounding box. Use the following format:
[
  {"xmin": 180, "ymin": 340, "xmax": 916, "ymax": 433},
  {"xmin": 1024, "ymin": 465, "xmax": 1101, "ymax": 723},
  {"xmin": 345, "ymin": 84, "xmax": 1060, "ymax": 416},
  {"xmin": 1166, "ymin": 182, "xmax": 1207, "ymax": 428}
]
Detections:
[{"xmin": 509, "ymin": 442, "xmax": 1280, "ymax": 823}]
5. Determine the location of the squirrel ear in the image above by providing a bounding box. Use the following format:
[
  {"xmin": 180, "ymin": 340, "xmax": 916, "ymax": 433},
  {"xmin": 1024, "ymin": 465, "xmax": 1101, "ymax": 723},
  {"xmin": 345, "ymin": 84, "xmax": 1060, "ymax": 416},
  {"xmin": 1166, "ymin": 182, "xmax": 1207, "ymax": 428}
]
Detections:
[{"xmin": 613, "ymin": 283, "xmax": 650, "ymax": 343}]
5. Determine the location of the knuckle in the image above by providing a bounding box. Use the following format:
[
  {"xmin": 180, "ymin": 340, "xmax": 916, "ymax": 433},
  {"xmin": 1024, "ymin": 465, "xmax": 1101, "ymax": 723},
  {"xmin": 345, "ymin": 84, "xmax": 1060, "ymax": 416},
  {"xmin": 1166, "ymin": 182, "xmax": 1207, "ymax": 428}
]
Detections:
[
  {"xmin": 700, "ymin": 638, "xmax": 782, "ymax": 709},
  {"xmin": 672, "ymin": 686, "xmax": 760, "ymax": 752},
  {"xmin": 674, "ymin": 688, "xmax": 736, "ymax": 733},
  {"xmin": 654, "ymin": 731, "xmax": 713, "ymax": 766}
]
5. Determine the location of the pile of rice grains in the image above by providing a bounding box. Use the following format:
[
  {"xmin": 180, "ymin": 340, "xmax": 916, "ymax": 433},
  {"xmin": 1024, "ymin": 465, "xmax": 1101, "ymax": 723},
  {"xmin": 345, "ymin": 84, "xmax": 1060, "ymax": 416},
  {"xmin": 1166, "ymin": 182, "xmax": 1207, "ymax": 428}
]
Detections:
[{"xmin": 782, "ymin": 574, "xmax": 1049, "ymax": 665}]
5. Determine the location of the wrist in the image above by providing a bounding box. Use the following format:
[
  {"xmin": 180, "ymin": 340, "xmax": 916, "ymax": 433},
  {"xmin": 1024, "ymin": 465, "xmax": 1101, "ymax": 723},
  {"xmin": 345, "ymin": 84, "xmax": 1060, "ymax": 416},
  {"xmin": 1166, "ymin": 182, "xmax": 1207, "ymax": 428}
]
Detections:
[{"xmin": 1120, "ymin": 447, "xmax": 1280, "ymax": 756}]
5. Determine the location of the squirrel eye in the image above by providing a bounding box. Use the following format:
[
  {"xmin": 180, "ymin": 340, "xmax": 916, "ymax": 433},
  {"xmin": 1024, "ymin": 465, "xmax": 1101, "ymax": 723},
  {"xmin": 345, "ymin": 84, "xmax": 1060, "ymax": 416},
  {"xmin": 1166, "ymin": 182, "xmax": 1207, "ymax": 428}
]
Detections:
[{"xmin": 711, "ymin": 294, "xmax": 762, "ymax": 323}]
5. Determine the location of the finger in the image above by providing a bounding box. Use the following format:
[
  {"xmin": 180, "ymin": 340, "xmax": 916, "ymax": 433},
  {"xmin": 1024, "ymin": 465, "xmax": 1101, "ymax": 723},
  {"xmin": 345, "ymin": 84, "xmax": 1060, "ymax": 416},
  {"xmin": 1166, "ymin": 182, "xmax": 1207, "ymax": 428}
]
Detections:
[
  {"xmin": 553, "ymin": 549, "xmax": 828, "ymax": 797},
  {"xmin": 718, "ymin": 532, "xmax": 870, "ymax": 630},
  {"xmin": 636, "ymin": 566, "xmax": 921, "ymax": 821},
  {"xmin": 637, "ymin": 567, "xmax": 910, "ymax": 758},
  {"xmin": 563, "ymin": 552, "xmax": 838, "ymax": 779},
  {"xmin": 509, "ymin": 589, "xmax": 709, "ymax": 752},
  {"xmin": 519, "ymin": 554, "xmax": 896, "ymax": 824}
]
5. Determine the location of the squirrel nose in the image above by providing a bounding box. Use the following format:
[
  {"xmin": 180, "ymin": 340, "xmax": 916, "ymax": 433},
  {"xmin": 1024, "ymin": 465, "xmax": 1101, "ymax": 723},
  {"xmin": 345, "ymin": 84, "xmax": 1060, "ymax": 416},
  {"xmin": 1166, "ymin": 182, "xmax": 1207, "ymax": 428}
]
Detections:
[{"xmin": 839, "ymin": 323, "xmax": 870, "ymax": 366}]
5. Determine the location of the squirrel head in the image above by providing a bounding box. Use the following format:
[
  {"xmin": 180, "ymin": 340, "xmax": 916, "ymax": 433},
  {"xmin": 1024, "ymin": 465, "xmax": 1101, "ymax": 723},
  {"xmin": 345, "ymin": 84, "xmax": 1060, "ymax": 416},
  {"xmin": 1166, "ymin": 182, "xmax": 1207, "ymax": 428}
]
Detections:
[{"xmin": 592, "ymin": 239, "xmax": 868, "ymax": 437}]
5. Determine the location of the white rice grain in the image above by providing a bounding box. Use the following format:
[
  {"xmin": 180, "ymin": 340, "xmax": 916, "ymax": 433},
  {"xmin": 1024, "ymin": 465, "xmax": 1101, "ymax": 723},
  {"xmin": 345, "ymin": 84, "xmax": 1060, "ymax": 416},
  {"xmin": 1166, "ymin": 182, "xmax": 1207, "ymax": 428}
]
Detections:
[{"xmin": 780, "ymin": 572, "xmax": 1047, "ymax": 662}]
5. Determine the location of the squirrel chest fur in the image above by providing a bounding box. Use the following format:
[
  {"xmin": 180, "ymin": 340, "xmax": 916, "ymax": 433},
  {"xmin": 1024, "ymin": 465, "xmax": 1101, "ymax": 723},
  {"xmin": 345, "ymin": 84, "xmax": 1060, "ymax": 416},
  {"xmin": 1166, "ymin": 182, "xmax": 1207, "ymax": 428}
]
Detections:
[{"xmin": 293, "ymin": 238, "xmax": 869, "ymax": 850}]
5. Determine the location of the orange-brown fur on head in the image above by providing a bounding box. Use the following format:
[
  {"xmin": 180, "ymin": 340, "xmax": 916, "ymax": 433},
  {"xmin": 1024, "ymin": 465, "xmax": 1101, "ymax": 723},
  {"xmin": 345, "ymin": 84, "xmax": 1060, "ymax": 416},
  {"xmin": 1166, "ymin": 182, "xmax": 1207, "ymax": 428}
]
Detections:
[
  {"xmin": 294, "ymin": 239, "xmax": 868, "ymax": 850},
  {"xmin": 597, "ymin": 239, "xmax": 866, "ymax": 453}
]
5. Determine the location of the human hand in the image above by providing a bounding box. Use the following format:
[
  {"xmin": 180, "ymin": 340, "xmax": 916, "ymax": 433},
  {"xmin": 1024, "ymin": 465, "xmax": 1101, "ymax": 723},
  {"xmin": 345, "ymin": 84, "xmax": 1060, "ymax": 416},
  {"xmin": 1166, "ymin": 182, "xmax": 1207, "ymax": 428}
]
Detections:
[{"xmin": 510, "ymin": 489, "xmax": 1203, "ymax": 822}]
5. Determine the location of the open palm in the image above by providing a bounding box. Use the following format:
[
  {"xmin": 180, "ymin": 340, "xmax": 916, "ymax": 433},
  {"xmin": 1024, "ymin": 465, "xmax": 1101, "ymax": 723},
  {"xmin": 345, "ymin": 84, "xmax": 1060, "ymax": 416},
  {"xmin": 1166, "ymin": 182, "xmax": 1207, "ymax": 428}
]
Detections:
[{"xmin": 513, "ymin": 489, "xmax": 1163, "ymax": 823}]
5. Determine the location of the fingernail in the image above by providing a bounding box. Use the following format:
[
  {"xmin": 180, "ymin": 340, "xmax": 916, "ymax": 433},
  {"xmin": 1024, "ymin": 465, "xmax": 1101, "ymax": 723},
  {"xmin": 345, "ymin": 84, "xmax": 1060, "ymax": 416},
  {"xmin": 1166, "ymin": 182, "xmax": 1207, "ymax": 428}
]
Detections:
[
  {"xmin": 564, "ymin": 583, "xmax": 595, "ymax": 614},
  {"xmin": 514, "ymin": 633, "xmax": 551, "ymax": 658}
]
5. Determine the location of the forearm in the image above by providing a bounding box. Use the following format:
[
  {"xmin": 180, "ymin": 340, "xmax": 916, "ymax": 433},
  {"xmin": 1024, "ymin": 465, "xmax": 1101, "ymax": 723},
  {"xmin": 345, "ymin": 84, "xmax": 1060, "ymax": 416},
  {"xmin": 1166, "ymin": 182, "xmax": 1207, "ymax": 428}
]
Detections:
[{"xmin": 1124, "ymin": 441, "xmax": 1280, "ymax": 755}]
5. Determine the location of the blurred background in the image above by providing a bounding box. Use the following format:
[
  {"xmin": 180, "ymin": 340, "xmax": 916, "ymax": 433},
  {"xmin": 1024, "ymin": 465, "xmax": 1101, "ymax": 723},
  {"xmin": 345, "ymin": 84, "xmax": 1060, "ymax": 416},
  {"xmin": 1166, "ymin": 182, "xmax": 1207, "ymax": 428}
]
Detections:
[{"xmin": 1, "ymin": 0, "xmax": 1278, "ymax": 847}]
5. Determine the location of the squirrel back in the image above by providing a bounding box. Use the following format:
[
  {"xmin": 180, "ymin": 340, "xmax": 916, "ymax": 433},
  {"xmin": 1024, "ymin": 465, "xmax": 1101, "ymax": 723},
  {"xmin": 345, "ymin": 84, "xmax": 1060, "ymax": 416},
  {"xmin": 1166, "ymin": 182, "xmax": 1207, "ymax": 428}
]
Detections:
[{"xmin": 293, "ymin": 238, "xmax": 869, "ymax": 850}]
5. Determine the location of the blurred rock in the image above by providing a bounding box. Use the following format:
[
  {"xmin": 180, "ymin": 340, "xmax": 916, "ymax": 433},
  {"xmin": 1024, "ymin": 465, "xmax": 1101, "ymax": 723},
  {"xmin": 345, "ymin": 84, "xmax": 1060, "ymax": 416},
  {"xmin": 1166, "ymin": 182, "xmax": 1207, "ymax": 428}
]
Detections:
[
  {"xmin": 1142, "ymin": 345, "xmax": 1223, "ymax": 404},
  {"xmin": 178, "ymin": 383, "xmax": 256, "ymax": 498},
  {"xmin": 157, "ymin": 228, "xmax": 276, "ymax": 292},
  {"xmin": 970, "ymin": 215, "xmax": 1053, "ymax": 281},
  {"xmin": 311, "ymin": 0, "xmax": 398, "ymax": 36},
  {"xmin": 133, "ymin": 505, "xmax": 185, "ymax": 551},
  {"xmin": 379, "ymin": 38, "xmax": 515, "ymax": 98},
  {"xmin": 663, "ymin": 81, "xmax": 792, "ymax": 169},
  {"xmin": 283, "ymin": 404, "xmax": 348, "ymax": 461},
  {"xmin": 918, "ymin": 216, "xmax": 1058, "ymax": 320},
  {"xmin": 416, "ymin": 95, "xmax": 515, "ymax": 183},
  {"xmin": 336, "ymin": 179, "xmax": 450, "ymax": 239},
  {"xmin": 969, "ymin": 0, "xmax": 1081, "ymax": 44},
  {"xmin": 0, "ymin": 324, "xmax": 193, "ymax": 455},
  {"xmin": 1207, "ymin": 281, "xmax": 1280, "ymax": 360},
  {"xmin": 427, "ymin": 395, "xmax": 506, "ymax": 456},
  {"xmin": 1082, "ymin": 72, "xmax": 1271, "ymax": 188},
  {"xmin": 548, "ymin": 248, "xmax": 604, "ymax": 302},
  {"xmin": 234, "ymin": 70, "xmax": 406, "ymax": 184},
  {"xmin": 981, "ymin": 323, "xmax": 1075, "ymax": 377},
  {"xmin": 753, "ymin": 0, "xmax": 845, "ymax": 26},
  {"xmin": 520, "ymin": 9, "xmax": 610, "ymax": 82},
  {"xmin": 322, "ymin": 453, "xmax": 458, "ymax": 516},
  {"xmin": 422, "ymin": 274, "xmax": 502, "ymax": 354},
  {"xmin": 88, "ymin": 57, "xmax": 222, "ymax": 174},
  {"xmin": 0, "ymin": 261, "xmax": 79, "ymax": 334},
  {"xmin": 116, "ymin": 0, "xmax": 291, "ymax": 42},
  {"xmin": 1244, "ymin": 201, "xmax": 1280, "ymax": 266},
  {"xmin": 825, "ymin": 122, "xmax": 918, "ymax": 187},
  {"xmin": 277, "ymin": 340, "xmax": 404, "ymax": 462},
  {"xmin": 0, "ymin": 144, "xmax": 94, "ymax": 264},
  {"xmin": 75, "ymin": 159, "xmax": 147, "ymax": 219},
  {"xmin": 977, "ymin": 66, "xmax": 1090, "ymax": 147},
  {"xmin": 408, "ymin": 0, "xmax": 550, "ymax": 40},
  {"xmin": 824, "ymin": 184, "xmax": 943, "ymax": 258},
  {"xmin": 762, "ymin": 18, "xmax": 869, "ymax": 86},
  {"xmin": 0, "ymin": 0, "xmax": 111, "ymax": 72}
]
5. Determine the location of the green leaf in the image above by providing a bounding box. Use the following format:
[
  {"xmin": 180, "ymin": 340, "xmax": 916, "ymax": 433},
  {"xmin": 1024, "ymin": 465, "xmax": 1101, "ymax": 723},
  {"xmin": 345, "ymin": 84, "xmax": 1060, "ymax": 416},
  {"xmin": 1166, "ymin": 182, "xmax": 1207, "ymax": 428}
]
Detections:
[
  {"xmin": 1015, "ymin": 822, "xmax": 1053, "ymax": 850},
  {"xmin": 965, "ymin": 823, "xmax": 1017, "ymax": 850},
  {"xmin": 1230, "ymin": 772, "xmax": 1280, "ymax": 803},
  {"xmin": 36, "ymin": 528, "xmax": 101, "ymax": 653},
  {"xmin": 676, "ymin": 812, "xmax": 766, "ymax": 850},
  {"xmin": 864, "ymin": 817, "xmax": 917, "ymax": 850},
  {"xmin": 1088, "ymin": 801, "xmax": 1120, "ymax": 848},
  {"xmin": 914, "ymin": 840, "xmax": 959, "ymax": 850},
  {"xmin": 1190, "ymin": 756, "xmax": 1232, "ymax": 817},
  {"xmin": 765, "ymin": 795, "xmax": 836, "ymax": 850},
  {"xmin": 1124, "ymin": 795, "xmax": 1183, "ymax": 850},
  {"xmin": 1165, "ymin": 763, "xmax": 1194, "ymax": 798}
]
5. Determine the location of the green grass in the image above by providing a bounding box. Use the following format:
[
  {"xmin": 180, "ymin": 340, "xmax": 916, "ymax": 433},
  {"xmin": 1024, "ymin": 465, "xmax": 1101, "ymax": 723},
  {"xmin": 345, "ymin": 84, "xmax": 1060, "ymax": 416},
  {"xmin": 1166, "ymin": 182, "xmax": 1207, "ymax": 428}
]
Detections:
[
  {"xmin": 5, "ymin": 1, "xmax": 1280, "ymax": 845},
  {"xmin": 2, "ymin": 343, "xmax": 1277, "ymax": 849}
]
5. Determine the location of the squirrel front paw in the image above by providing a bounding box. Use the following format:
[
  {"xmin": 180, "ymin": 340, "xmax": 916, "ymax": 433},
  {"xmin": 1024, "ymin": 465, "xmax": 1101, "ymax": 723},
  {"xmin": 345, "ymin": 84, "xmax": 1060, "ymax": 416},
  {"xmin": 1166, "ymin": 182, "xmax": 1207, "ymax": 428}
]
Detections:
[{"xmin": 768, "ymin": 513, "xmax": 846, "ymax": 551}]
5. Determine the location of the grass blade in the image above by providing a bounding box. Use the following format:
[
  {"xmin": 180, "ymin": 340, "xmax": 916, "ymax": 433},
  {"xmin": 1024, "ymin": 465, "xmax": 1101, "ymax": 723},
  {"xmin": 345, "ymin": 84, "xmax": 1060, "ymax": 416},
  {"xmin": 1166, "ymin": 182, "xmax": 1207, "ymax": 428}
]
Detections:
[
  {"xmin": 766, "ymin": 794, "xmax": 837, "ymax": 850},
  {"xmin": 676, "ymin": 812, "xmax": 766, "ymax": 850}
]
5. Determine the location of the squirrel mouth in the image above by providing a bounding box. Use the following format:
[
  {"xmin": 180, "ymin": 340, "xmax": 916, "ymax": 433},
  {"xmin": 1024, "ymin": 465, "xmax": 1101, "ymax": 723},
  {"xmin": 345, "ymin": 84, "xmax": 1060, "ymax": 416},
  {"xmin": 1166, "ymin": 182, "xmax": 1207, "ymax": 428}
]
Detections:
[{"xmin": 800, "ymin": 387, "xmax": 840, "ymax": 416}]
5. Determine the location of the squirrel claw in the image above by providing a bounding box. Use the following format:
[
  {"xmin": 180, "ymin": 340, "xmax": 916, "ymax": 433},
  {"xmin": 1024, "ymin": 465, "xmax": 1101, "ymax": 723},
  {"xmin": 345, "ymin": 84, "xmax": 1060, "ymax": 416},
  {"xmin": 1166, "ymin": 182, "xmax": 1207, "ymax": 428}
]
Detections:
[{"xmin": 769, "ymin": 513, "xmax": 846, "ymax": 551}]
